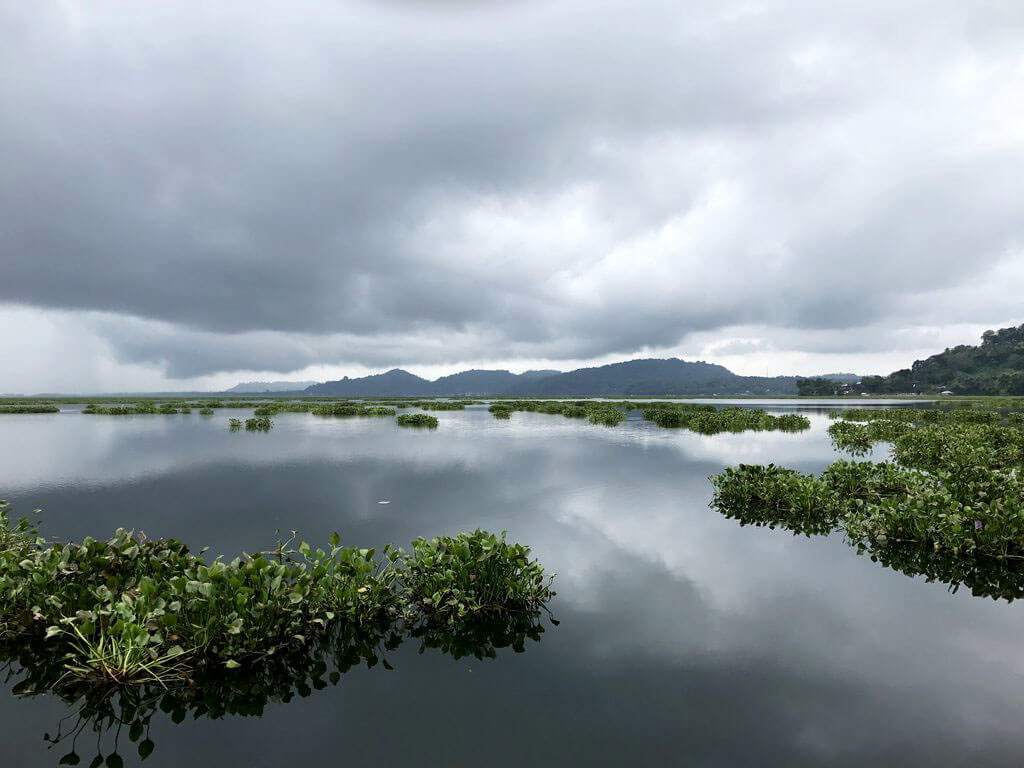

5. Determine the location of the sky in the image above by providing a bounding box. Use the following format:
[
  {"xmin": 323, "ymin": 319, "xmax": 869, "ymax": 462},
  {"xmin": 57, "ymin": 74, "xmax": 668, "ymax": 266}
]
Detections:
[{"xmin": 1, "ymin": 1, "xmax": 1023, "ymax": 393}]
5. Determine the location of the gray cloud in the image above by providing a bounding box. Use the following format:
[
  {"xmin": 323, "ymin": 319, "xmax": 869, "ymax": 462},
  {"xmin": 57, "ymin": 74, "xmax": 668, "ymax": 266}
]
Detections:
[{"xmin": 1, "ymin": 1, "xmax": 1023, "ymax": 384}]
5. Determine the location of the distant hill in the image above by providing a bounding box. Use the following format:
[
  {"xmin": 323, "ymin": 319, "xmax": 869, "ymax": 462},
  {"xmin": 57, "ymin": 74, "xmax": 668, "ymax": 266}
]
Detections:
[
  {"xmin": 226, "ymin": 380, "xmax": 317, "ymax": 393},
  {"xmin": 432, "ymin": 369, "xmax": 542, "ymax": 396},
  {"xmin": 305, "ymin": 369, "xmax": 435, "ymax": 397},
  {"xmin": 519, "ymin": 369, "xmax": 561, "ymax": 380},
  {"xmin": 864, "ymin": 323, "xmax": 1024, "ymax": 395},
  {"xmin": 512, "ymin": 358, "xmax": 796, "ymax": 396},
  {"xmin": 305, "ymin": 358, "xmax": 799, "ymax": 397},
  {"xmin": 818, "ymin": 373, "xmax": 860, "ymax": 383},
  {"xmin": 306, "ymin": 368, "xmax": 565, "ymax": 397}
]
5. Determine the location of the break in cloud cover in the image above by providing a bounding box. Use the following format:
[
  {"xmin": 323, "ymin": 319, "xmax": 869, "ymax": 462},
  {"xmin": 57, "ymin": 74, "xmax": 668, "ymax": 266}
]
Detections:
[{"xmin": 1, "ymin": 0, "xmax": 1022, "ymax": 392}]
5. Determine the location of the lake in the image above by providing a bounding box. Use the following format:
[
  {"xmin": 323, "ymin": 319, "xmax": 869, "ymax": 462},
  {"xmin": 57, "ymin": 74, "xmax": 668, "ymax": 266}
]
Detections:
[{"xmin": 2, "ymin": 402, "xmax": 1023, "ymax": 766}]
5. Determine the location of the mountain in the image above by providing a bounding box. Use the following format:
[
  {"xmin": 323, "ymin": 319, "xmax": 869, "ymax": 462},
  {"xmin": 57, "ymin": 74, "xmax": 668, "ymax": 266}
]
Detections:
[
  {"xmin": 864, "ymin": 323, "xmax": 1024, "ymax": 395},
  {"xmin": 226, "ymin": 380, "xmax": 317, "ymax": 393},
  {"xmin": 431, "ymin": 370, "xmax": 528, "ymax": 396},
  {"xmin": 305, "ymin": 369, "xmax": 434, "ymax": 397},
  {"xmin": 305, "ymin": 359, "xmax": 798, "ymax": 397},
  {"xmin": 519, "ymin": 369, "xmax": 561, "ymax": 380},
  {"xmin": 512, "ymin": 358, "xmax": 797, "ymax": 396},
  {"xmin": 307, "ymin": 368, "xmax": 565, "ymax": 397}
]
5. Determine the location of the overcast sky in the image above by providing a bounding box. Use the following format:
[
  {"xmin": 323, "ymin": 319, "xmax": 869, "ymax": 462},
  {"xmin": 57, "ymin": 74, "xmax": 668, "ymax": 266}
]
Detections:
[{"xmin": 1, "ymin": 1, "xmax": 1022, "ymax": 392}]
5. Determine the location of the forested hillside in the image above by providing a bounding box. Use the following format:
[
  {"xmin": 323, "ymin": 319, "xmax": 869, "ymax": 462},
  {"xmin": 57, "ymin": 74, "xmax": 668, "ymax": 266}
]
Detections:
[{"xmin": 863, "ymin": 324, "xmax": 1024, "ymax": 394}]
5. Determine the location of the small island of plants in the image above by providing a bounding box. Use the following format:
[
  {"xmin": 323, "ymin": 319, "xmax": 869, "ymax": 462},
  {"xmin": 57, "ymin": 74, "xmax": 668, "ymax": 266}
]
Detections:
[
  {"xmin": 0, "ymin": 404, "xmax": 59, "ymax": 414},
  {"xmin": 0, "ymin": 502, "xmax": 555, "ymax": 764},
  {"xmin": 711, "ymin": 402, "xmax": 1024, "ymax": 598},
  {"xmin": 0, "ymin": 501, "xmax": 554, "ymax": 686},
  {"xmin": 396, "ymin": 413, "xmax": 439, "ymax": 428}
]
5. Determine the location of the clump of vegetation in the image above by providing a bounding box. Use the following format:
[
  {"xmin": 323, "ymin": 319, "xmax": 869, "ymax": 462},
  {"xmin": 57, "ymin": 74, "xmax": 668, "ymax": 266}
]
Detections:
[
  {"xmin": 228, "ymin": 418, "xmax": 242, "ymax": 431},
  {"xmin": 311, "ymin": 403, "xmax": 366, "ymax": 417},
  {"xmin": 643, "ymin": 405, "xmax": 809, "ymax": 434},
  {"xmin": 588, "ymin": 406, "xmax": 626, "ymax": 426},
  {"xmin": 414, "ymin": 401, "xmax": 464, "ymax": 411},
  {"xmin": 245, "ymin": 416, "xmax": 273, "ymax": 432},
  {"xmin": 489, "ymin": 404, "xmax": 513, "ymax": 420},
  {"xmin": 0, "ymin": 500, "xmax": 553, "ymax": 701},
  {"xmin": 311, "ymin": 404, "xmax": 396, "ymax": 418},
  {"xmin": 83, "ymin": 405, "xmax": 133, "ymax": 415},
  {"xmin": 833, "ymin": 407, "xmax": 1001, "ymax": 426},
  {"xmin": 487, "ymin": 400, "xmax": 633, "ymax": 426},
  {"xmin": 403, "ymin": 530, "xmax": 555, "ymax": 625},
  {"xmin": 396, "ymin": 413, "xmax": 439, "ymax": 428},
  {"xmin": 199, "ymin": 406, "xmax": 214, "ymax": 416},
  {"xmin": 776, "ymin": 413, "xmax": 812, "ymax": 431},
  {"xmin": 712, "ymin": 404, "xmax": 1024, "ymax": 577},
  {"xmin": 0, "ymin": 404, "xmax": 59, "ymax": 414}
]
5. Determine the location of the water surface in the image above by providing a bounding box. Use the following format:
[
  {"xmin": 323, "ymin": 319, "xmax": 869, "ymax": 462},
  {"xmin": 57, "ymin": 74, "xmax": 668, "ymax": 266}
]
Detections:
[{"xmin": 1, "ymin": 404, "xmax": 1022, "ymax": 766}]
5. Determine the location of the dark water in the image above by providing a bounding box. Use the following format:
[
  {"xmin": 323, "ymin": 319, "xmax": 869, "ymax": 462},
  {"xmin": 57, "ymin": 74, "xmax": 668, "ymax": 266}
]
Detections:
[{"xmin": 2, "ymin": 404, "xmax": 1024, "ymax": 767}]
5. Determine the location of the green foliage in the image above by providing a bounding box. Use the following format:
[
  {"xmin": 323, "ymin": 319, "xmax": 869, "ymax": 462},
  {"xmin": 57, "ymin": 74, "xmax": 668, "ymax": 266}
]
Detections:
[
  {"xmin": 228, "ymin": 418, "xmax": 242, "ymax": 431},
  {"xmin": 796, "ymin": 377, "xmax": 843, "ymax": 396},
  {"xmin": 245, "ymin": 416, "xmax": 272, "ymax": 432},
  {"xmin": 862, "ymin": 323, "xmax": 1024, "ymax": 395},
  {"xmin": 587, "ymin": 406, "xmax": 626, "ymax": 426},
  {"xmin": 0, "ymin": 404, "xmax": 59, "ymax": 414},
  {"xmin": 487, "ymin": 399, "xmax": 632, "ymax": 426},
  {"xmin": 712, "ymin": 404, "xmax": 1024, "ymax": 576},
  {"xmin": 414, "ymin": 401, "xmax": 464, "ymax": 411},
  {"xmin": 199, "ymin": 407, "xmax": 214, "ymax": 416},
  {"xmin": 644, "ymin": 405, "xmax": 809, "ymax": 434},
  {"xmin": 489, "ymin": 404, "xmax": 513, "ymax": 419},
  {"xmin": 311, "ymin": 403, "xmax": 395, "ymax": 418},
  {"xmin": 403, "ymin": 530, "xmax": 555, "ymax": 625},
  {"xmin": 83, "ymin": 405, "xmax": 133, "ymax": 415},
  {"xmin": 396, "ymin": 413, "xmax": 439, "ymax": 428},
  {"xmin": 0, "ymin": 500, "xmax": 554, "ymax": 709}
]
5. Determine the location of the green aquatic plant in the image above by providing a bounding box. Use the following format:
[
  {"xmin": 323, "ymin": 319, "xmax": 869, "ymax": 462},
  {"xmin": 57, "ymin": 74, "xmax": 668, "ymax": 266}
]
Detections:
[
  {"xmin": 489, "ymin": 404, "xmax": 513, "ymax": 419},
  {"xmin": 0, "ymin": 499, "xmax": 554, "ymax": 724},
  {"xmin": 643, "ymin": 405, "xmax": 810, "ymax": 434},
  {"xmin": 0, "ymin": 404, "xmax": 59, "ymax": 414},
  {"xmin": 834, "ymin": 406, "xmax": 1005, "ymax": 426},
  {"xmin": 396, "ymin": 413, "xmax": 439, "ymax": 428},
  {"xmin": 588, "ymin": 407, "xmax": 626, "ymax": 426},
  {"xmin": 228, "ymin": 418, "xmax": 242, "ymax": 431},
  {"xmin": 245, "ymin": 416, "xmax": 273, "ymax": 431},
  {"xmin": 713, "ymin": 417, "xmax": 1024, "ymax": 562},
  {"xmin": 775, "ymin": 413, "xmax": 811, "ymax": 431},
  {"xmin": 50, "ymin": 622, "xmax": 191, "ymax": 686},
  {"xmin": 199, "ymin": 406, "xmax": 214, "ymax": 416},
  {"xmin": 415, "ymin": 401, "xmax": 464, "ymax": 411},
  {"xmin": 83, "ymin": 405, "xmax": 133, "ymax": 415},
  {"xmin": 402, "ymin": 530, "xmax": 555, "ymax": 625}
]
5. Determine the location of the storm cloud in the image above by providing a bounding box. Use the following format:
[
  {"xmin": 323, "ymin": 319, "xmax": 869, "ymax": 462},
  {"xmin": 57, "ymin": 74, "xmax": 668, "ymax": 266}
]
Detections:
[{"xmin": 1, "ymin": 0, "xmax": 1022, "ymax": 390}]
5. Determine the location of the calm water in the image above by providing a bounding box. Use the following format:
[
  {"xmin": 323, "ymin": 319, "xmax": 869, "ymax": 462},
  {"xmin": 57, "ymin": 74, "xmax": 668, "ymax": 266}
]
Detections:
[{"xmin": 2, "ymin": 404, "xmax": 1023, "ymax": 766}]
